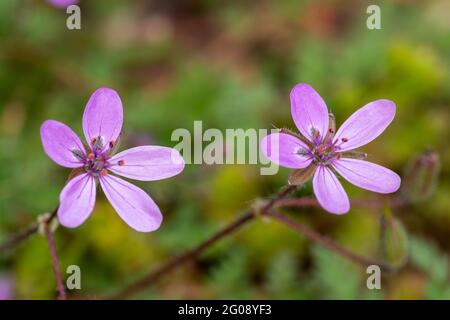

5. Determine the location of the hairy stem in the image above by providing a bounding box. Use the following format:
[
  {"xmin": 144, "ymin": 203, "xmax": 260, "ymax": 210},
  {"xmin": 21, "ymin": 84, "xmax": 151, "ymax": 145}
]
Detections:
[
  {"xmin": 266, "ymin": 209, "xmax": 391, "ymax": 271},
  {"xmin": 109, "ymin": 185, "xmax": 389, "ymax": 299},
  {"xmin": 109, "ymin": 211, "xmax": 255, "ymax": 299},
  {"xmin": 43, "ymin": 220, "xmax": 66, "ymax": 300},
  {"xmin": 275, "ymin": 196, "xmax": 405, "ymax": 209},
  {"xmin": 0, "ymin": 207, "xmax": 58, "ymax": 253}
]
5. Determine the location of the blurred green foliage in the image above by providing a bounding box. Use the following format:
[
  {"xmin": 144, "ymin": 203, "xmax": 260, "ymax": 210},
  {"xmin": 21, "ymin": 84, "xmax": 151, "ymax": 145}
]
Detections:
[{"xmin": 0, "ymin": 0, "xmax": 449, "ymax": 299}]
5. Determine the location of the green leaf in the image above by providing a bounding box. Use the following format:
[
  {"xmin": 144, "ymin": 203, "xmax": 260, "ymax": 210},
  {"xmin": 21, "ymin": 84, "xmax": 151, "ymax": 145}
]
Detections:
[{"xmin": 311, "ymin": 245, "xmax": 362, "ymax": 299}]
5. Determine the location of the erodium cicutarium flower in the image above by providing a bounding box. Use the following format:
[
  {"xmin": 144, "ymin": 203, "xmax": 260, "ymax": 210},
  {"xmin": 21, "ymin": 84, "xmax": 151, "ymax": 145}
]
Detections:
[
  {"xmin": 41, "ymin": 88, "xmax": 184, "ymax": 232},
  {"xmin": 261, "ymin": 83, "xmax": 401, "ymax": 214}
]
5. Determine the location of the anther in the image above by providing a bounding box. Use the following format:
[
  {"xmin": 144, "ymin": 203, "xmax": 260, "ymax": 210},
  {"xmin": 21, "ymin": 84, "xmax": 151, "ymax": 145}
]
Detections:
[
  {"xmin": 87, "ymin": 153, "xmax": 95, "ymax": 161},
  {"xmin": 91, "ymin": 138, "xmax": 97, "ymax": 146},
  {"xmin": 100, "ymin": 169, "xmax": 108, "ymax": 177},
  {"xmin": 118, "ymin": 160, "xmax": 125, "ymax": 166},
  {"xmin": 109, "ymin": 140, "xmax": 115, "ymax": 149},
  {"xmin": 341, "ymin": 137, "xmax": 348, "ymax": 143},
  {"xmin": 328, "ymin": 128, "xmax": 334, "ymax": 133}
]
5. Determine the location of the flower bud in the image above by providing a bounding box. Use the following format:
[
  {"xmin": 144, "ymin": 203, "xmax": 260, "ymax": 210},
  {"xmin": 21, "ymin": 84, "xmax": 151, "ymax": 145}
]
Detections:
[{"xmin": 402, "ymin": 151, "xmax": 440, "ymax": 202}]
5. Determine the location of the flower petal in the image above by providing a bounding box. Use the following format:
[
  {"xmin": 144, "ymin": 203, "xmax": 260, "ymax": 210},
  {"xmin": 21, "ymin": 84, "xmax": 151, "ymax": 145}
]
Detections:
[
  {"xmin": 99, "ymin": 175, "xmax": 162, "ymax": 232},
  {"xmin": 58, "ymin": 173, "xmax": 96, "ymax": 228},
  {"xmin": 290, "ymin": 83, "xmax": 329, "ymax": 143},
  {"xmin": 109, "ymin": 146, "xmax": 185, "ymax": 181},
  {"xmin": 333, "ymin": 99, "xmax": 396, "ymax": 152},
  {"xmin": 82, "ymin": 88, "xmax": 123, "ymax": 151},
  {"xmin": 260, "ymin": 133, "xmax": 312, "ymax": 169},
  {"xmin": 40, "ymin": 120, "xmax": 86, "ymax": 168},
  {"xmin": 313, "ymin": 166, "xmax": 349, "ymax": 214},
  {"xmin": 332, "ymin": 158, "xmax": 401, "ymax": 193},
  {"xmin": 47, "ymin": 0, "xmax": 79, "ymax": 8}
]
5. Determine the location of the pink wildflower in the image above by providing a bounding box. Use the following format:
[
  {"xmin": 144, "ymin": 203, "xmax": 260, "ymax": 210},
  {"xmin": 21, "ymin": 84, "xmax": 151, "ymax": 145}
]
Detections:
[
  {"xmin": 41, "ymin": 88, "xmax": 184, "ymax": 232},
  {"xmin": 261, "ymin": 83, "xmax": 401, "ymax": 214}
]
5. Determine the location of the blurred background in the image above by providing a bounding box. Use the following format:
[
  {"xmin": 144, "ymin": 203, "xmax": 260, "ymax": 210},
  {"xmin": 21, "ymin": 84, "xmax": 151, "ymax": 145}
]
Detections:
[{"xmin": 0, "ymin": 0, "xmax": 449, "ymax": 299}]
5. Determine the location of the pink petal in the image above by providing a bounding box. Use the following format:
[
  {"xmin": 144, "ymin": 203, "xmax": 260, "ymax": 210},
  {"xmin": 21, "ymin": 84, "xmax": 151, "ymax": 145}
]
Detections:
[
  {"xmin": 313, "ymin": 166, "xmax": 349, "ymax": 214},
  {"xmin": 332, "ymin": 158, "xmax": 401, "ymax": 194},
  {"xmin": 290, "ymin": 83, "xmax": 329, "ymax": 143},
  {"xmin": 109, "ymin": 146, "xmax": 185, "ymax": 181},
  {"xmin": 99, "ymin": 175, "xmax": 162, "ymax": 232},
  {"xmin": 40, "ymin": 120, "xmax": 86, "ymax": 168},
  {"xmin": 333, "ymin": 99, "xmax": 396, "ymax": 152},
  {"xmin": 58, "ymin": 173, "xmax": 96, "ymax": 228},
  {"xmin": 260, "ymin": 133, "xmax": 313, "ymax": 169},
  {"xmin": 82, "ymin": 88, "xmax": 123, "ymax": 151},
  {"xmin": 47, "ymin": 0, "xmax": 79, "ymax": 8}
]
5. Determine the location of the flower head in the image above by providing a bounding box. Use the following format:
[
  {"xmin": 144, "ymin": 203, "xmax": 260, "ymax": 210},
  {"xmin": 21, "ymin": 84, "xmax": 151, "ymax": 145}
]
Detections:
[
  {"xmin": 41, "ymin": 88, "xmax": 184, "ymax": 232},
  {"xmin": 261, "ymin": 83, "xmax": 401, "ymax": 214}
]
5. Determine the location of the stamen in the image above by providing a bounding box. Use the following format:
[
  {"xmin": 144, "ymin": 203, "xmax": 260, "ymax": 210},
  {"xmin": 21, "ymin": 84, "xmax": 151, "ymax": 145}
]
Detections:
[
  {"xmin": 93, "ymin": 136, "xmax": 105, "ymax": 150},
  {"xmin": 90, "ymin": 138, "xmax": 97, "ymax": 146},
  {"xmin": 109, "ymin": 140, "xmax": 115, "ymax": 149},
  {"xmin": 100, "ymin": 169, "xmax": 108, "ymax": 177},
  {"xmin": 341, "ymin": 137, "xmax": 348, "ymax": 143},
  {"xmin": 118, "ymin": 160, "xmax": 125, "ymax": 166},
  {"xmin": 87, "ymin": 153, "xmax": 95, "ymax": 161},
  {"xmin": 316, "ymin": 145, "xmax": 325, "ymax": 154}
]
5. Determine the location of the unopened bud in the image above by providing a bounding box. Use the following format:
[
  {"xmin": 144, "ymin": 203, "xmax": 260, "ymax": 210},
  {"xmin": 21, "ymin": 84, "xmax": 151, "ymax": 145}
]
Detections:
[
  {"xmin": 379, "ymin": 212, "xmax": 408, "ymax": 269},
  {"xmin": 402, "ymin": 151, "xmax": 440, "ymax": 202}
]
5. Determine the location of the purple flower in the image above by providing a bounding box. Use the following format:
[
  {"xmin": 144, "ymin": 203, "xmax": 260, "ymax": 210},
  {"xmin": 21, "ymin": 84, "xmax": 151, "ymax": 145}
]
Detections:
[
  {"xmin": 41, "ymin": 88, "xmax": 184, "ymax": 232},
  {"xmin": 47, "ymin": 0, "xmax": 79, "ymax": 8},
  {"xmin": 261, "ymin": 83, "xmax": 401, "ymax": 214}
]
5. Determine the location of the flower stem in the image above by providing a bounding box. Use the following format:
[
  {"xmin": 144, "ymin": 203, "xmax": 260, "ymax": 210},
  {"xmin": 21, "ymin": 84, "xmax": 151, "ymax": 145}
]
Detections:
[
  {"xmin": 110, "ymin": 211, "xmax": 255, "ymax": 299},
  {"xmin": 275, "ymin": 196, "xmax": 405, "ymax": 209},
  {"xmin": 43, "ymin": 220, "xmax": 66, "ymax": 300},
  {"xmin": 0, "ymin": 207, "xmax": 58, "ymax": 253},
  {"xmin": 265, "ymin": 209, "xmax": 392, "ymax": 270},
  {"xmin": 108, "ymin": 185, "xmax": 390, "ymax": 299}
]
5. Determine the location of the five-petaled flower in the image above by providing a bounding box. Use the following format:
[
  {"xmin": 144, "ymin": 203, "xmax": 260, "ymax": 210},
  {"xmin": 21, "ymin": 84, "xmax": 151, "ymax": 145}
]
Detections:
[
  {"xmin": 41, "ymin": 88, "xmax": 184, "ymax": 232},
  {"xmin": 261, "ymin": 83, "xmax": 401, "ymax": 214}
]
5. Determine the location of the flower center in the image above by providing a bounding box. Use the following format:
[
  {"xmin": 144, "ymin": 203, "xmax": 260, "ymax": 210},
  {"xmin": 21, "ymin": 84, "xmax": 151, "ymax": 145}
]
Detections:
[
  {"xmin": 84, "ymin": 151, "xmax": 110, "ymax": 176},
  {"xmin": 312, "ymin": 141, "xmax": 339, "ymax": 164},
  {"xmin": 70, "ymin": 135, "xmax": 116, "ymax": 177}
]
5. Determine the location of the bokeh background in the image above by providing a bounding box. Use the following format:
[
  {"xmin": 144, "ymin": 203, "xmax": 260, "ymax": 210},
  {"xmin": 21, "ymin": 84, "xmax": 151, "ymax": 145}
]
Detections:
[{"xmin": 0, "ymin": 0, "xmax": 449, "ymax": 299}]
